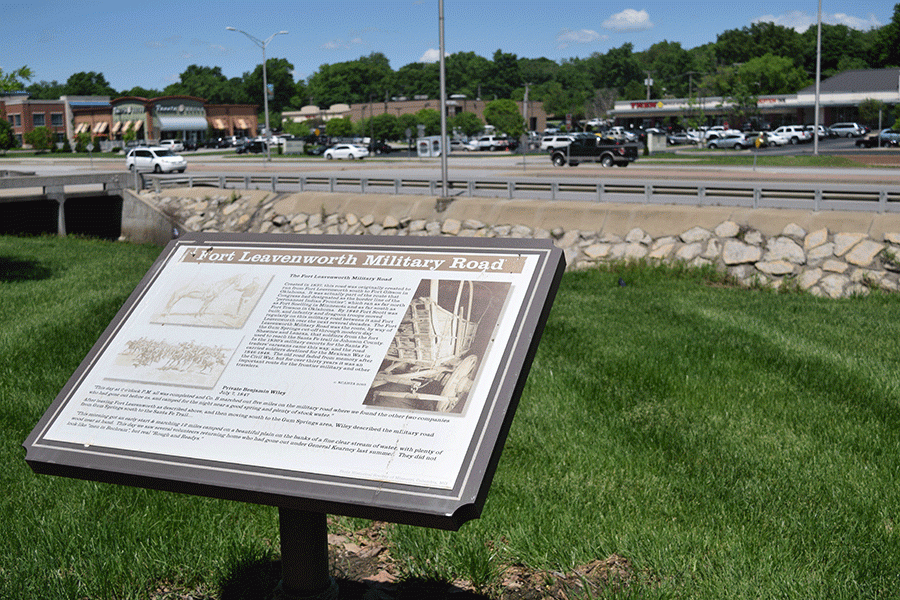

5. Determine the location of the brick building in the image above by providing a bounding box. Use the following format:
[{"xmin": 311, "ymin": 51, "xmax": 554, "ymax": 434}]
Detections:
[{"xmin": 284, "ymin": 97, "xmax": 550, "ymax": 134}]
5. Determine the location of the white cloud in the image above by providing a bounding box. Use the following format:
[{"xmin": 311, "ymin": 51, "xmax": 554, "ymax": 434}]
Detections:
[
  {"xmin": 419, "ymin": 48, "xmax": 449, "ymax": 63},
  {"xmin": 321, "ymin": 37, "xmax": 366, "ymax": 51},
  {"xmin": 829, "ymin": 12, "xmax": 882, "ymax": 30},
  {"xmin": 556, "ymin": 28, "xmax": 605, "ymax": 49},
  {"xmin": 753, "ymin": 10, "xmax": 881, "ymax": 32},
  {"xmin": 602, "ymin": 9, "xmax": 653, "ymax": 32}
]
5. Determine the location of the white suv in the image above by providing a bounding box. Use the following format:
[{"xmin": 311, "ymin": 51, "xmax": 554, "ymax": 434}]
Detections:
[
  {"xmin": 829, "ymin": 122, "xmax": 866, "ymax": 138},
  {"xmin": 159, "ymin": 139, "xmax": 185, "ymax": 152},
  {"xmin": 772, "ymin": 125, "xmax": 812, "ymax": 145},
  {"xmin": 126, "ymin": 147, "xmax": 188, "ymax": 173},
  {"xmin": 540, "ymin": 135, "xmax": 573, "ymax": 152}
]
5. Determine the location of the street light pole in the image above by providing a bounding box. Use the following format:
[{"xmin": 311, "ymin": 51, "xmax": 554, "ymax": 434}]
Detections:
[{"xmin": 227, "ymin": 26, "xmax": 288, "ymax": 162}]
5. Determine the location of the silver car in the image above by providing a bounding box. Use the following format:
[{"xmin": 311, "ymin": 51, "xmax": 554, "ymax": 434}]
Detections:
[{"xmin": 707, "ymin": 133, "xmax": 750, "ymax": 150}]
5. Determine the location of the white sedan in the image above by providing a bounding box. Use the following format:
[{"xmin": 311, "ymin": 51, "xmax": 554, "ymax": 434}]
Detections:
[{"xmin": 324, "ymin": 144, "xmax": 369, "ymax": 160}]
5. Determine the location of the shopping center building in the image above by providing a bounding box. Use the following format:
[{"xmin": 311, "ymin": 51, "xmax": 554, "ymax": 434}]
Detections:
[
  {"xmin": 610, "ymin": 68, "xmax": 900, "ymax": 130},
  {"xmin": 2, "ymin": 93, "xmax": 258, "ymax": 148}
]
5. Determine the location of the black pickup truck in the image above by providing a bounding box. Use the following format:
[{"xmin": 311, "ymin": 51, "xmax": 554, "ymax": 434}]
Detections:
[{"xmin": 550, "ymin": 134, "xmax": 639, "ymax": 167}]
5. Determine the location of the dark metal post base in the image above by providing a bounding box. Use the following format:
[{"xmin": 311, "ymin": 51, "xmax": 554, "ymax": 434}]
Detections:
[{"xmin": 276, "ymin": 507, "xmax": 338, "ymax": 600}]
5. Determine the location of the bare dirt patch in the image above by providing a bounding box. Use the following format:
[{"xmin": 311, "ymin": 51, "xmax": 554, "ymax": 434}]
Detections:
[{"xmin": 149, "ymin": 519, "xmax": 643, "ymax": 600}]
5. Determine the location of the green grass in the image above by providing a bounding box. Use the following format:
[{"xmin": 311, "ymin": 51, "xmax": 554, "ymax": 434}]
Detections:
[{"xmin": 3, "ymin": 238, "xmax": 900, "ymax": 599}]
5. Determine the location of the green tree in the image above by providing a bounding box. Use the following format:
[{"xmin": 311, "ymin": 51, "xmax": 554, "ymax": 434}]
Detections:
[
  {"xmin": 415, "ymin": 108, "xmax": 441, "ymax": 136},
  {"xmin": 307, "ymin": 53, "xmax": 397, "ymax": 106},
  {"xmin": 859, "ymin": 98, "xmax": 887, "ymax": 128},
  {"xmin": 722, "ymin": 80, "xmax": 759, "ymax": 129},
  {"xmin": 640, "ymin": 40, "xmax": 693, "ymax": 97},
  {"xmin": 121, "ymin": 86, "xmax": 162, "ymax": 98},
  {"xmin": 800, "ymin": 24, "xmax": 875, "ymax": 77},
  {"xmin": 483, "ymin": 99, "xmax": 523, "ymax": 137},
  {"xmin": 26, "ymin": 80, "xmax": 65, "ymax": 100},
  {"xmin": 74, "ymin": 131, "xmax": 91, "ymax": 153},
  {"xmin": 446, "ymin": 52, "xmax": 493, "ymax": 98},
  {"xmin": 395, "ymin": 62, "xmax": 439, "ymax": 99},
  {"xmin": 397, "ymin": 113, "xmax": 418, "ymax": 138},
  {"xmin": 486, "ymin": 50, "xmax": 521, "ymax": 99},
  {"xmin": 0, "ymin": 119, "xmax": 17, "ymax": 153},
  {"xmin": 24, "ymin": 126, "xmax": 54, "ymax": 153},
  {"xmin": 715, "ymin": 22, "xmax": 804, "ymax": 68},
  {"xmin": 736, "ymin": 53, "xmax": 811, "ymax": 95},
  {"xmin": 0, "ymin": 66, "xmax": 33, "ymax": 92},
  {"xmin": 450, "ymin": 112, "xmax": 483, "ymax": 137},
  {"xmin": 242, "ymin": 58, "xmax": 296, "ymax": 113},
  {"xmin": 325, "ymin": 117, "xmax": 353, "ymax": 137},
  {"xmin": 64, "ymin": 71, "xmax": 116, "ymax": 96},
  {"xmin": 164, "ymin": 65, "xmax": 234, "ymax": 102},
  {"xmin": 367, "ymin": 112, "xmax": 400, "ymax": 140},
  {"xmin": 875, "ymin": 3, "xmax": 900, "ymax": 67}
]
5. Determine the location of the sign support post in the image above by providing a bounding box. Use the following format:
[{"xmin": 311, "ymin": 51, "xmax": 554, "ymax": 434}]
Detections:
[{"xmin": 277, "ymin": 508, "xmax": 337, "ymax": 600}]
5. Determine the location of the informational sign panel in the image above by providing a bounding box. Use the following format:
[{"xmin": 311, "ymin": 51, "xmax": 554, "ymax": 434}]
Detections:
[{"xmin": 24, "ymin": 233, "xmax": 564, "ymax": 529}]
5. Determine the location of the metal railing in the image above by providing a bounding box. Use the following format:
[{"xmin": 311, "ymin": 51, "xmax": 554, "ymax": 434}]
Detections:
[{"xmin": 140, "ymin": 173, "xmax": 900, "ymax": 213}]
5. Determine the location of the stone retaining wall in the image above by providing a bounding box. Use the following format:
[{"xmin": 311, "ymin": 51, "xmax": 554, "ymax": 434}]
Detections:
[{"xmin": 141, "ymin": 189, "xmax": 900, "ymax": 299}]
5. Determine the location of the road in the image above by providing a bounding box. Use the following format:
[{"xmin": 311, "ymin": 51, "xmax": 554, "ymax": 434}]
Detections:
[{"xmin": 4, "ymin": 135, "xmax": 898, "ymax": 186}]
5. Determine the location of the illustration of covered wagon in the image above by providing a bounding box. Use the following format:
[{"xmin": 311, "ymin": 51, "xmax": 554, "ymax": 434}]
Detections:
[{"xmin": 365, "ymin": 280, "xmax": 490, "ymax": 413}]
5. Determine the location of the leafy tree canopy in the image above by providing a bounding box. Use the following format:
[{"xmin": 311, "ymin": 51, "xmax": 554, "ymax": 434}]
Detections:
[
  {"xmin": 242, "ymin": 57, "xmax": 296, "ymax": 113},
  {"xmin": 483, "ymin": 99, "xmax": 523, "ymax": 137},
  {"xmin": 64, "ymin": 71, "xmax": 116, "ymax": 96},
  {"xmin": 120, "ymin": 86, "xmax": 162, "ymax": 98},
  {"xmin": 24, "ymin": 126, "xmax": 54, "ymax": 152},
  {"xmin": 0, "ymin": 119, "xmax": 17, "ymax": 153},
  {"xmin": 450, "ymin": 111, "xmax": 484, "ymax": 137},
  {"xmin": 164, "ymin": 65, "xmax": 235, "ymax": 103},
  {"xmin": 0, "ymin": 66, "xmax": 32, "ymax": 92},
  {"xmin": 324, "ymin": 116, "xmax": 353, "ymax": 137},
  {"xmin": 26, "ymin": 80, "xmax": 65, "ymax": 100}
]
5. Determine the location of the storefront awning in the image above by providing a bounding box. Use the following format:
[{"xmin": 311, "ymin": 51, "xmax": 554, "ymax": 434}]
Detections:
[
  {"xmin": 92, "ymin": 122, "xmax": 108, "ymax": 134},
  {"xmin": 111, "ymin": 121, "xmax": 123, "ymax": 134},
  {"xmin": 236, "ymin": 119, "xmax": 248, "ymax": 129},
  {"xmin": 213, "ymin": 118, "xmax": 226, "ymax": 129},
  {"xmin": 75, "ymin": 123, "xmax": 88, "ymax": 134},
  {"xmin": 133, "ymin": 120, "xmax": 143, "ymax": 132},
  {"xmin": 157, "ymin": 116, "xmax": 209, "ymax": 131}
]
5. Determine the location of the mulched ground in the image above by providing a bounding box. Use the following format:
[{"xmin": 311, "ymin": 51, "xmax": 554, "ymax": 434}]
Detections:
[{"xmin": 149, "ymin": 518, "xmax": 640, "ymax": 600}]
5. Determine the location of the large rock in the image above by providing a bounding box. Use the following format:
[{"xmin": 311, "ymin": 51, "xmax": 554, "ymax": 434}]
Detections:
[
  {"xmin": 844, "ymin": 240, "xmax": 884, "ymax": 267},
  {"xmin": 680, "ymin": 226, "xmax": 711, "ymax": 243},
  {"xmin": 764, "ymin": 237, "xmax": 805, "ymax": 264},
  {"xmin": 723, "ymin": 240, "xmax": 762, "ymax": 265}
]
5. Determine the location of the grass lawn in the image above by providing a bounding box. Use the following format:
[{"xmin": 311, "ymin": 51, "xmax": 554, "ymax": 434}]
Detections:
[{"xmin": 2, "ymin": 236, "xmax": 900, "ymax": 599}]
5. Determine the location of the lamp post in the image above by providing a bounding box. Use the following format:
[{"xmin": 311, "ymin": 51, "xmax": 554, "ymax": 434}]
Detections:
[{"xmin": 227, "ymin": 26, "xmax": 288, "ymax": 162}]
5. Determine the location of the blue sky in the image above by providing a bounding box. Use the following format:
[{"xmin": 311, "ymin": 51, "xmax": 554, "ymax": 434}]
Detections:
[{"xmin": 1, "ymin": 1, "xmax": 894, "ymax": 93}]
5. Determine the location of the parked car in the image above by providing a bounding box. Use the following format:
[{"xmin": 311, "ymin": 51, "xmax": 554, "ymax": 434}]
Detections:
[
  {"xmin": 804, "ymin": 124, "xmax": 830, "ymax": 139},
  {"xmin": 125, "ymin": 146, "xmax": 187, "ymax": 173},
  {"xmin": 450, "ymin": 139, "xmax": 476, "ymax": 151},
  {"xmin": 757, "ymin": 131, "xmax": 790, "ymax": 147},
  {"xmin": 235, "ymin": 140, "xmax": 268, "ymax": 154},
  {"xmin": 473, "ymin": 135, "xmax": 510, "ymax": 151},
  {"xmin": 539, "ymin": 135, "xmax": 573, "ymax": 152},
  {"xmin": 881, "ymin": 129, "xmax": 900, "ymax": 146},
  {"xmin": 367, "ymin": 140, "xmax": 393, "ymax": 155},
  {"xmin": 667, "ymin": 132, "xmax": 699, "ymax": 145},
  {"xmin": 324, "ymin": 144, "xmax": 369, "ymax": 160},
  {"xmin": 856, "ymin": 129, "xmax": 900, "ymax": 148},
  {"xmin": 772, "ymin": 125, "xmax": 812, "ymax": 144},
  {"xmin": 707, "ymin": 133, "xmax": 751, "ymax": 150},
  {"xmin": 829, "ymin": 122, "xmax": 866, "ymax": 137},
  {"xmin": 159, "ymin": 139, "xmax": 185, "ymax": 152}
]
